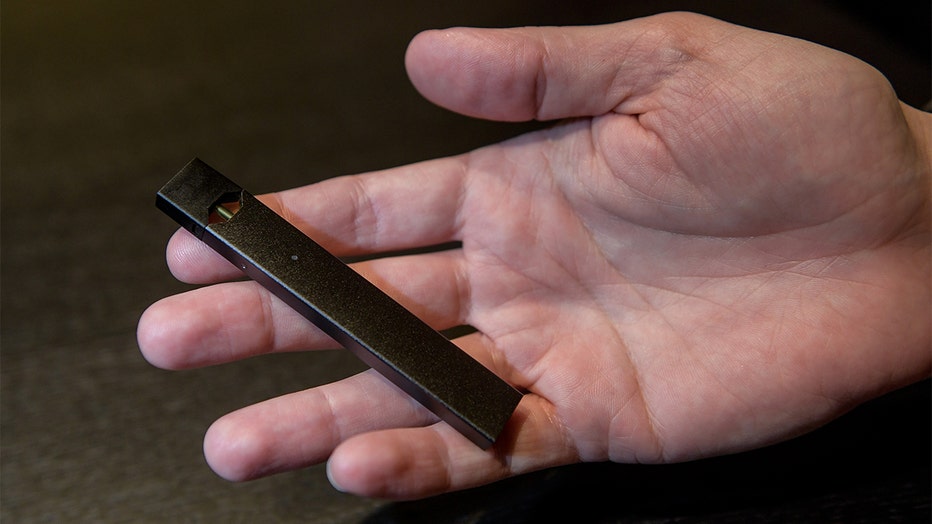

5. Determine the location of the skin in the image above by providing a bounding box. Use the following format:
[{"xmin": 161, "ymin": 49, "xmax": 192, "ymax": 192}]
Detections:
[{"xmin": 137, "ymin": 12, "xmax": 931, "ymax": 500}]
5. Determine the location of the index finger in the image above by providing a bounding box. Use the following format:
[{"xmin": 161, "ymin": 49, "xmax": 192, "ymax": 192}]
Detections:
[{"xmin": 165, "ymin": 155, "xmax": 469, "ymax": 284}]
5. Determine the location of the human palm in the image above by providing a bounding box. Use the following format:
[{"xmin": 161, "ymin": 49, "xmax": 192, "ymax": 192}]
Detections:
[{"xmin": 138, "ymin": 13, "xmax": 930, "ymax": 499}]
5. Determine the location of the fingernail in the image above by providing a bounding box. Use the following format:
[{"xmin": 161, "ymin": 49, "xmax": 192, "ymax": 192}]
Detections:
[{"xmin": 326, "ymin": 460, "xmax": 346, "ymax": 493}]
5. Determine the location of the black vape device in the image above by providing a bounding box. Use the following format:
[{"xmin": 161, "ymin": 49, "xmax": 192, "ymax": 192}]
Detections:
[{"xmin": 156, "ymin": 158, "xmax": 522, "ymax": 448}]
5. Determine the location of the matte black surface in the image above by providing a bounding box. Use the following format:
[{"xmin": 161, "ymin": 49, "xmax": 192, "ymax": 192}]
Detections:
[
  {"xmin": 2, "ymin": 1, "xmax": 928, "ymax": 522},
  {"xmin": 157, "ymin": 159, "xmax": 522, "ymax": 448}
]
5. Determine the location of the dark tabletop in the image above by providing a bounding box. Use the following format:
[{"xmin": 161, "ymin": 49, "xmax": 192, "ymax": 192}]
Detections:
[{"xmin": 2, "ymin": 1, "xmax": 929, "ymax": 522}]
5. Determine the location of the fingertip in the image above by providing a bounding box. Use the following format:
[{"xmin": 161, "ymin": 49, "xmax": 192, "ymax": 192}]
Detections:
[
  {"xmin": 204, "ymin": 414, "xmax": 271, "ymax": 482},
  {"xmin": 405, "ymin": 27, "xmax": 538, "ymax": 122},
  {"xmin": 136, "ymin": 300, "xmax": 187, "ymax": 370},
  {"xmin": 165, "ymin": 227, "xmax": 238, "ymax": 284},
  {"xmin": 136, "ymin": 292, "xmax": 222, "ymax": 370},
  {"xmin": 327, "ymin": 426, "xmax": 504, "ymax": 500},
  {"xmin": 404, "ymin": 28, "xmax": 463, "ymax": 112},
  {"xmin": 403, "ymin": 28, "xmax": 440, "ymax": 68},
  {"xmin": 403, "ymin": 28, "xmax": 449, "ymax": 84},
  {"xmin": 327, "ymin": 434, "xmax": 417, "ymax": 498},
  {"xmin": 136, "ymin": 303, "xmax": 163, "ymax": 367}
]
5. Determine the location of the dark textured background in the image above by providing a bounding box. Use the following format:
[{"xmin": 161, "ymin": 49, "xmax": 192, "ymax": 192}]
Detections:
[{"xmin": 2, "ymin": 1, "xmax": 929, "ymax": 522}]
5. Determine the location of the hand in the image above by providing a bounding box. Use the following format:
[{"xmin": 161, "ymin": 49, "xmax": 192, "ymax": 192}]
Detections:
[{"xmin": 137, "ymin": 12, "xmax": 931, "ymax": 499}]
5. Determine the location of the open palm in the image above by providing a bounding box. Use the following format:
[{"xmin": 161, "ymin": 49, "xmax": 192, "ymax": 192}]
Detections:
[{"xmin": 138, "ymin": 13, "xmax": 930, "ymax": 499}]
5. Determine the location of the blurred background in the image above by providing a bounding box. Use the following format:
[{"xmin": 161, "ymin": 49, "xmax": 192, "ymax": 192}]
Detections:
[{"xmin": 2, "ymin": 1, "xmax": 929, "ymax": 522}]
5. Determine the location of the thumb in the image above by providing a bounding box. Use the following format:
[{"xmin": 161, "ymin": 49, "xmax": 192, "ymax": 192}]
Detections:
[{"xmin": 403, "ymin": 12, "xmax": 726, "ymax": 122}]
